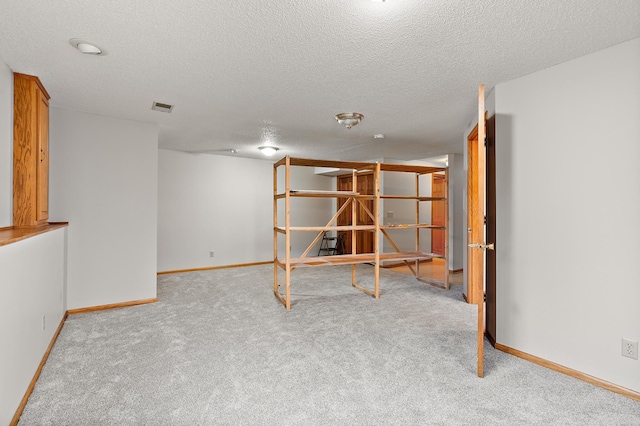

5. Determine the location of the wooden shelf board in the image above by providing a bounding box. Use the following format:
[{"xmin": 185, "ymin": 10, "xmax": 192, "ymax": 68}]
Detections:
[
  {"xmin": 0, "ymin": 222, "xmax": 68, "ymax": 247},
  {"xmin": 379, "ymin": 163, "xmax": 446, "ymax": 175},
  {"xmin": 275, "ymin": 157, "xmax": 446, "ymax": 176},
  {"xmin": 276, "ymin": 157, "xmax": 376, "ymax": 171},
  {"xmin": 381, "ymin": 224, "xmax": 445, "ymax": 230},
  {"xmin": 290, "ymin": 190, "xmax": 365, "ymax": 198},
  {"xmin": 276, "ymin": 251, "xmax": 434, "ymax": 268},
  {"xmin": 275, "ymin": 225, "xmax": 376, "ymax": 232},
  {"xmin": 380, "ymin": 195, "xmax": 447, "ymax": 201},
  {"xmin": 275, "ymin": 225, "xmax": 445, "ymax": 232},
  {"xmin": 276, "ymin": 191, "xmax": 373, "ymax": 199}
]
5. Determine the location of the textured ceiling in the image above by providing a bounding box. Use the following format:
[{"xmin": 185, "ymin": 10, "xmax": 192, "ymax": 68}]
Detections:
[{"xmin": 1, "ymin": 0, "xmax": 639, "ymax": 161}]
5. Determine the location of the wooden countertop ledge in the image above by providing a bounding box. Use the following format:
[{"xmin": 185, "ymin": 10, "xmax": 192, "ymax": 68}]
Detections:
[{"xmin": 0, "ymin": 222, "xmax": 69, "ymax": 247}]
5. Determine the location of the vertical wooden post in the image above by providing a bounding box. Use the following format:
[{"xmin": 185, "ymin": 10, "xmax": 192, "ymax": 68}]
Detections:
[
  {"xmin": 477, "ymin": 84, "xmax": 486, "ymax": 377},
  {"xmin": 351, "ymin": 169, "xmax": 358, "ymax": 285},
  {"xmin": 415, "ymin": 173, "xmax": 420, "ymax": 278},
  {"xmin": 374, "ymin": 162, "xmax": 381, "ymax": 298},
  {"xmin": 444, "ymin": 167, "xmax": 450, "ymax": 290},
  {"xmin": 285, "ymin": 156, "xmax": 292, "ymax": 310},
  {"xmin": 273, "ymin": 163, "xmax": 278, "ymax": 296}
]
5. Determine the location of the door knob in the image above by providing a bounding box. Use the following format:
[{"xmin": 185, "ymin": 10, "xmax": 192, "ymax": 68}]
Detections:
[{"xmin": 468, "ymin": 243, "xmax": 494, "ymax": 250}]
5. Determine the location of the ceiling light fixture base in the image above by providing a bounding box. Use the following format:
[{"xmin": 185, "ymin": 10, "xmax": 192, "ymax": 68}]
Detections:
[
  {"xmin": 335, "ymin": 112, "xmax": 363, "ymax": 129},
  {"xmin": 259, "ymin": 146, "xmax": 279, "ymax": 156},
  {"xmin": 69, "ymin": 38, "xmax": 105, "ymax": 55}
]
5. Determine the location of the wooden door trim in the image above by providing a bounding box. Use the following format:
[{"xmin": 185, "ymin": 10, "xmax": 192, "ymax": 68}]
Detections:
[
  {"xmin": 467, "ymin": 85, "xmax": 487, "ymax": 378},
  {"xmin": 495, "ymin": 343, "xmax": 640, "ymax": 402},
  {"xmin": 476, "ymin": 85, "xmax": 486, "ymax": 378}
]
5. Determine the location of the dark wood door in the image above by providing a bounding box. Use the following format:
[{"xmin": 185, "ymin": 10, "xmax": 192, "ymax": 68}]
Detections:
[
  {"xmin": 337, "ymin": 173, "xmax": 374, "ymax": 254},
  {"xmin": 431, "ymin": 174, "xmax": 446, "ymax": 255},
  {"xmin": 485, "ymin": 115, "xmax": 497, "ymax": 347}
]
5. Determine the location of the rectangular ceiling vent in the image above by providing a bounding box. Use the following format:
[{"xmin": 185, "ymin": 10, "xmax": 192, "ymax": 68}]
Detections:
[{"xmin": 151, "ymin": 101, "xmax": 174, "ymax": 113}]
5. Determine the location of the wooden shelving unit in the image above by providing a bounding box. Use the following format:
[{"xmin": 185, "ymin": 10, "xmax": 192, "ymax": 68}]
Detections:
[{"xmin": 273, "ymin": 156, "xmax": 448, "ymax": 310}]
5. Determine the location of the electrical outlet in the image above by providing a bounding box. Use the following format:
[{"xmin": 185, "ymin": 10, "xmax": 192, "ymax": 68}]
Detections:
[
  {"xmin": 622, "ymin": 338, "xmax": 638, "ymax": 360},
  {"xmin": 209, "ymin": 251, "xmax": 215, "ymax": 258}
]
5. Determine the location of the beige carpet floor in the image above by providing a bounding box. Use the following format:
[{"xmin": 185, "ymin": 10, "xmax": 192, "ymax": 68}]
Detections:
[{"xmin": 18, "ymin": 264, "xmax": 640, "ymax": 425}]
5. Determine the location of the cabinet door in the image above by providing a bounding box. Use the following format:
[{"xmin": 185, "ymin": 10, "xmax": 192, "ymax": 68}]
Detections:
[
  {"xmin": 13, "ymin": 73, "xmax": 50, "ymax": 227},
  {"xmin": 36, "ymin": 89, "xmax": 49, "ymax": 222}
]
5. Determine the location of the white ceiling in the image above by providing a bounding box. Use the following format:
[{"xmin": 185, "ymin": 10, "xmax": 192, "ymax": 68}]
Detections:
[{"xmin": 1, "ymin": 1, "xmax": 639, "ymax": 161}]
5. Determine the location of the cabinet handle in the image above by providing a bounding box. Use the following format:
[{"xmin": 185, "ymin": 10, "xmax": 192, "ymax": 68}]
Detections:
[{"xmin": 40, "ymin": 149, "xmax": 45, "ymax": 163}]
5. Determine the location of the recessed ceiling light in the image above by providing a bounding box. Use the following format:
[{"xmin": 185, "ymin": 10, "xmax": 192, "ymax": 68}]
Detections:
[
  {"xmin": 69, "ymin": 38, "xmax": 105, "ymax": 55},
  {"xmin": 259, "ymin": 146, "xmax": 279, "ymax": 156},
  {"xmin": 373, "ymin": 134, "xmax": 385, "ymax": 139}
]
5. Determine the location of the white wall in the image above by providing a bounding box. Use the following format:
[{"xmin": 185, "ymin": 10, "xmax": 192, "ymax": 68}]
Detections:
[
  {"xmin": 49, "ymin": 108, "xmax": 158, "ymax": 310},
  {"xmin": 448, "ymin": 154, "xmax": 464, "ymax": 270},
  {"xmin": 158, "ymin": 150, "xmax": 274, "ymax": 271},
  {"xmin": 495, "ymin": 38, "xmax": 640, "ymax": 392},
  {"xmin": 276, "ymin": 163, "xmax": 334, "ymax": 258},
  {"xmin": 0, "ymin": 53, "xmax": 12, "ymax": 227},
  {"xmin": 0, "ymin": 228, "xmax": 67, "ymax": 426}
]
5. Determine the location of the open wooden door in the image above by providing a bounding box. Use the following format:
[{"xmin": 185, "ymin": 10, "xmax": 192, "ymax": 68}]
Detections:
[
  {"xmin": 468, "ymin": 84, "xmax": 493, "ymax": 377},
  {"xmin": 431, "ymin": 174, "xmax": 446, "ymax": 256}
]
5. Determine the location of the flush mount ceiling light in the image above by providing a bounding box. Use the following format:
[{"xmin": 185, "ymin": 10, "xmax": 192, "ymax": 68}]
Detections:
[
  {"xmin": 259, "ymin": 146, "xmax": 279, "ymax": 156},
  {"xmin": 69, "ymin": 38, "xmax": 105, "ymax": 55},
  {"xmin": 335, "ymin": 112, "xmax": 363, "ymax": 130}
]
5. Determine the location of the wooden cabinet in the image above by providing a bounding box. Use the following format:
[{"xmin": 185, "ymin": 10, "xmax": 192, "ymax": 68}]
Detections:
[{"xmin": 13, "ymin": 73, "xmax": 50, "ymax": 228}]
